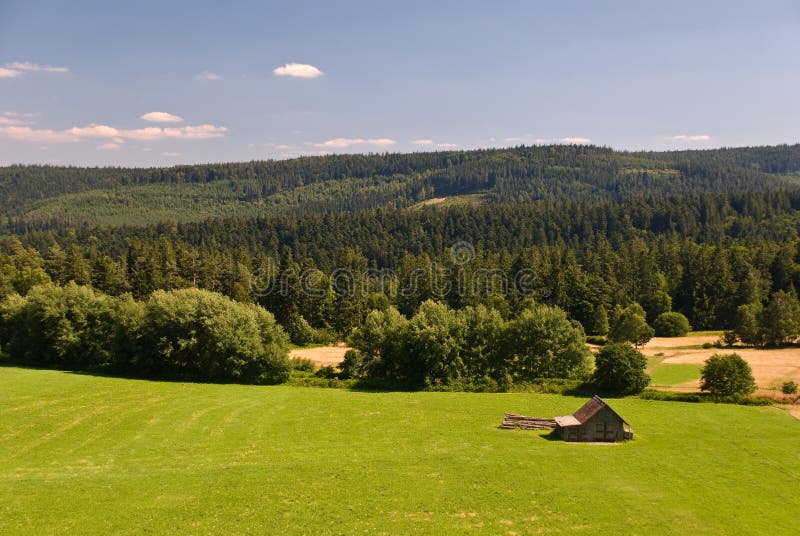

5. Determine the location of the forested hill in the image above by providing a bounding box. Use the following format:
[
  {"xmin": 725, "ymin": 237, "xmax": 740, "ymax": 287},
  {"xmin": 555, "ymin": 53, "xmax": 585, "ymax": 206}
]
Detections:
[{"xmin": 2, "ymin": 143, "xmax": 800, "ymax": 228}]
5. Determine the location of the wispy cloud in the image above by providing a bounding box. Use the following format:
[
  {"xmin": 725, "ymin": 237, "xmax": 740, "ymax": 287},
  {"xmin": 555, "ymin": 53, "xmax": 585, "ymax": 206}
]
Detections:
[
  {"xmin": 140, "ymin": 111, "xmax": 184, "ymax": 123},
  {"xmin": 411, "ymin": 139, "xmax": 433, "ymax": 146},
  {"xmin": 161, "ymin": 151, "xmax": 182, "ymax": 157},
  {"xmin": 97, "ymin": 143, "xmax": 121, "ymax": 150},
  {"xmin": 4, "ymin": 111, "xmax": 40, "ymax": 118},
  {"xmin": 668, "ymin": 134, "xmax": 712, "ymax": 141},
  {"xmin": 0, "ymin": 67, "xmax": 23, "ymax": 78},
  {"xmin": 558, "ymin": 137, "xmax": 592, "ymax": 144},
  {"xmin": 195, "ymin": 70, "xmax": 221, "ymax": 81},
  {"xmin": 312, "ymin": 137, "xmax": 396, "ymax": 149},
  {"xmin": 0, "ymin": 123, "xmax": 227, "ymax": 143},
  {"xmin": 503, "ymin": 135, "xmax": 592, "ymax": 145},
  {"xmin": 273, "ymin": 63, "xmax": 323, "ymax": 78},
  {"xmin": 1, "ymin": 61, "xmax": 69, "ymax": 79},
  {"xmin": 436, "ymin": 142, "xmax": 457, "ymax": 149}
]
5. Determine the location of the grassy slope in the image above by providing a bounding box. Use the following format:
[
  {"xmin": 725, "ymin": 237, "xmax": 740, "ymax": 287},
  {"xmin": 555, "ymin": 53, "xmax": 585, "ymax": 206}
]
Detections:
[{"xmin": 1, "ymin": 367, "xmax": 799, "ymax": 535}]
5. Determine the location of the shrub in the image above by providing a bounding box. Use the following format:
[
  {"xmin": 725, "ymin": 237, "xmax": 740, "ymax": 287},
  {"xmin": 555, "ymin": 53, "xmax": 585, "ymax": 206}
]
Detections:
[
  {"xmin": 315, "ymin": 365, "xmax": 338, "ymax": 379},
  {"xmin": 758, "ymin": 291, "xmax": 800, "ymax": 346},
  {"xmin": 722, "ymin": 331, "xmax": 738, "ymax": 347},
  {"xmin": 591, "ymin": 342, "xmax": 650, "ymax": 395},
  {"xmin": 781, "ymin": 380, "xmax": 798, "ymax": 395},
  {"xmin": 700, "ymin": 353, "xmax": 756, "ymax": 396},
  {"xmin": 590, "ymin": 305, "xmax": 609, "ymax": 336},
  {"xmin": 653, "ymin": 312, "xmax": 691, "ymax": 337},
  {"xmin": 339, "ymin": 349, "xmax": 368, "ymax": 380},
  {"xmin": 290, "ymin": 357, "xmax": 316, "ymax": 372},
  {"xmin": 0, "ymin": 282, "xmax": 127, "ymax": 370},
  {"xmin": 138, "ymin": 288, "xmax": 291, "ymax": 384},
  {"xmin": 586, "ymin": 335, "xmax": 607, "ymax": 346},
  {"xmin": 504, "ymin": 303, "xmax": 595, "ymax": 381},
  {"xmin": 287, "ymin": 315, "xmax": 317, "ymax": 346},
  {"xmin": 608, "ymin": 303, "xmax": 654, "ymax": 347}
]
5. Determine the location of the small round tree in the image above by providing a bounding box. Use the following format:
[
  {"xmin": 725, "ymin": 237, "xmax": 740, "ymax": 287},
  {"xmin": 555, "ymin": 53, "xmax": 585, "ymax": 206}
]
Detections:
[
  {"xmin": 592, "ymin": 342, "xmax": 650, "ymax": 395},
  {"xmin": 653, "ymin": 312, "xmax": 691, "ymax": 337},
  {"xmin": 608, "ymin": 304, "xmax": 654, "ymax": 347},
  {"xmin": 700, "ymin": 353, "xmax": 756, "ymax": 396}
]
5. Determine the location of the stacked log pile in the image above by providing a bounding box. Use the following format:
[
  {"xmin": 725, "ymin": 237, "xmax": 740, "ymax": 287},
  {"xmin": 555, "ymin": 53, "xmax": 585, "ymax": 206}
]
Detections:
[{"xmin": 500, "ymin": 413, "xmax": 556, "ymax": 430}]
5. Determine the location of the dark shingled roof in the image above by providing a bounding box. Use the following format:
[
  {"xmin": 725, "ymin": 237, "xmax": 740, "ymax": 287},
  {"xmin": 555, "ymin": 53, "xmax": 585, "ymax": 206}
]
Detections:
[{"xmin": 572, "ymin": 395, "xmax": 628, "ymax": 425}]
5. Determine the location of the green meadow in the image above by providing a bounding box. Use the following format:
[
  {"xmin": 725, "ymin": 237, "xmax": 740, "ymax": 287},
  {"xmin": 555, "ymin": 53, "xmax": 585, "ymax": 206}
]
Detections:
[
  {"xmin": 1, "ymin": 366, "xmax": 798, "ymax": 535},
  {"xmin": 647, "ymin": 358, "xmax": 703, "ymax": 387}
]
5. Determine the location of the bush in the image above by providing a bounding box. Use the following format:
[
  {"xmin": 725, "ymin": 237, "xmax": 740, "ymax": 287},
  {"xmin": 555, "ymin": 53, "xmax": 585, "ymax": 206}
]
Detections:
[
  {"xmin": 722, "ymin": 331, "xmax": 738, "ymax": 347},
  {"xmin": 315, "ymin": 365, "xmax": 338, "ymax": 379},
  {"xmin": 0, "ymin": 284, "xmax": 292, "ymax": 385},
  {"xmin": 653, "ymin": 312, "xmax": 691, "ymax": 337},
  {"xmin": 504, "ymin": 303, "xmax": 595, "ymax": 381},
  {"xmin": 591, "ymin": 342, "xmax": 650, "ymax": 395},
  {"xmin": 758, "ymin": 291, "xmax": 800, "ymax": 346},
  {"xmin": 781, "ymin": 380, "xmax": 798, "ymax": 395},
  {"xmin": 608, "ymin": 303, "xmax": 654, "ymax": 347},
  {"xmin": 586, "ymin": 335, "xmax": 607, "ymax": 346},
  {"xmin": 700, "ymin": 353, "xmax": 756, "ymax": 396},
  {"xmin": 290, "ymin": 357, "xmax": 316, "ymax": 372},
  {"xmin": 339, "ymin": 349, "xmax": 368, "ymax": 380},
  {"xmin": 287, "ymin": 315, "xmax": 316, "ymax": 346},
  {"xmin": 0, "ymin": 282, "xmax": 128, "ymax": 370}
]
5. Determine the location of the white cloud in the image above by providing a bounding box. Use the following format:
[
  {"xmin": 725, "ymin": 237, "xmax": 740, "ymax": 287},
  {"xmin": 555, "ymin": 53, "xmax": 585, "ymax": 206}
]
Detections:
[
  {"xmin": 668, "ymin": 134, "xmax": 712, "ymax": 141},
  {"xmin": 273, "ymin": 143, "xmax": 295, "ymax": 150},
  {"xmin": 0, "ymin": 67, "xmax": 23, "ymax": 78},
  {"xmin": 97, "ymin": 143, "xmax": 121, "ymax": 150},
  {"xmin": 312, "ymin": 137, "xmax": 396, "ymax": 149},
  {"xmin": 0, "ymin": 123, "xmax": 226, "ymax": 144},
  {"xmin": 3, "ymin": 111, "xmax": 40, "ymax": 118},
  {"xmin": 140, "ymin": 111, "xmax": 184, "ymax": 123},
  {"xmin": 0, "ymin": 117, "xmax": 23, "ymax": 126},
  {"xmin": 410, "ymin": 139, "xmax": 456, "ymax": 149},
  {"xmin": 161, "ymin": 151, "xmax": 182, "ymax": 157},
  {"xmin": 503, "ymin": 135, "xmax": 590, "ymax": 146},
  {"xmin": 558, "ymin": 137, "xmax": 592, "ymax": 144},
  {"xmin": 195, "ymin": 70, "xmax": 221, "ymax": 81},
  {"xmin": 273, "ymin": 63, "xmax": 323, "ymax": 78},
  {"xmin": 1, "ymin": 62, "xmax": 69, "ymax": 79},
  {"xmin": 7, "ymin": 61, "xmax": 69, "ymax": 73}
]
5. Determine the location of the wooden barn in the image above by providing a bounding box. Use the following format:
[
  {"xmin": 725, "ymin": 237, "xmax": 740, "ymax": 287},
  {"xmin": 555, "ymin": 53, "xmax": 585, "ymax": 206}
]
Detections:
[{"xmin": 554, "ymin": 396, "xmax": 633, "ymax": 442}]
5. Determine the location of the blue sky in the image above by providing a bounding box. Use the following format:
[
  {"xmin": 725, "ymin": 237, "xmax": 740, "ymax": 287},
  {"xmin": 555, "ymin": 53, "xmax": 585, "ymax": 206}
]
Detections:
[{"xmin": 1, "ymin": 0, "xmax": 798, "ymax": 166}]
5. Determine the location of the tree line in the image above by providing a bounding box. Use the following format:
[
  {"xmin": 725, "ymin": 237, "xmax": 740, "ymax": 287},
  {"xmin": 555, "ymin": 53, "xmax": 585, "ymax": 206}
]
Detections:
[{"xmin": 0, "ymin": 282, "xmax": 290, "ymax": 384}]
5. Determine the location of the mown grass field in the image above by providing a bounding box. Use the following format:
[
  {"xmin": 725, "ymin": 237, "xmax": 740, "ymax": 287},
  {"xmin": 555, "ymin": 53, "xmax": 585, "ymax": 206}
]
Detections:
[
  {"xmin": 647, "ymin": 358, "xmax": 703, "ymax": 388},
  {"xmin": 1, "ymin": 366, "xmax": 799, "ymax": 535}
]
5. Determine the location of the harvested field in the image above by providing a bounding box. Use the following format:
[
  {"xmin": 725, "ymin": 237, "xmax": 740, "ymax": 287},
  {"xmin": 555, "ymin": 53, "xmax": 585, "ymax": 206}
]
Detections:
[{"xmin": 289, "ymin": 345, "xmax": 350, "ymax": 366}]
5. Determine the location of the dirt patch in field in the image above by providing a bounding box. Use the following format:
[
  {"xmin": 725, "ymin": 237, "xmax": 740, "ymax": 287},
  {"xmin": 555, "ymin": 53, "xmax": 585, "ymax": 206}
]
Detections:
[
  {"xmin": 643, "ymin": 335, "xmax": 721, "ymax": 351},
  {"xmin": 778, "ymin": 404, "xmax": 800, "ymax": 420},
  {"xmin": 289, "ymin": 345, "xmax": 350, "ymax": 366}
]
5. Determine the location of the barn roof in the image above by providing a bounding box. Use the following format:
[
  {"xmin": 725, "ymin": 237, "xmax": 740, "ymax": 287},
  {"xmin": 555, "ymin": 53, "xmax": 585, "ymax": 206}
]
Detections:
[
  {"xmin": 553, "ymin": 415, "xmax": 580, "ymax": 427},
  {"xmin": 555, "ymin": 396, "xmax": 628, "ymax": 427}
]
